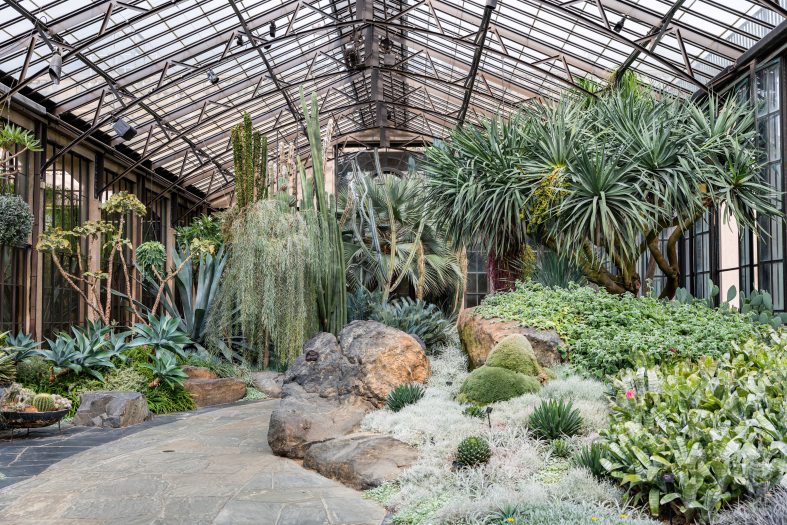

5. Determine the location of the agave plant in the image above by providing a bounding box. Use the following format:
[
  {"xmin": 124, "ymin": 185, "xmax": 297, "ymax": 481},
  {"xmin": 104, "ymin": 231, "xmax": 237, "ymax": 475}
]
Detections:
[
  {"xmin": 370, "ymin": 297, "xmax": 453, "ymax": 350},
  {"xmin": 38, "ymin": 334, "xmax": 83, "ymax": 378},
  {"xmin": 67, "ymin": 328, "xmax": 117, "ymax": 381},
  {"xmin": 128, "ymin": 314, "xmax": 193, "ymax": 358},
  {"xmin": 3, "ymin": 332, "xmax": 41, "ymax": 363},
  {"xmin": 143, "ymin": 349, "xmax": 188, "ymax": 389},
  {"xmin": 0, "ymin": 350, "xmax": 16, "ymax": 386},
  {"xmin": 158, "ymin": 244, "xmax": 227, "ymax": 351}
]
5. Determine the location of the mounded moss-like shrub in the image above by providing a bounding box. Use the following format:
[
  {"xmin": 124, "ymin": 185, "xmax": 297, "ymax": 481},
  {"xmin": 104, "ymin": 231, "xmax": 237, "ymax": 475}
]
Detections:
[
  {"xmin": 485, "ymin": 334, "xmax": 542, "ymax": 376},
  {"xmin": 457, "ymin": 365, "xmax": 540, "ymax": 405}
]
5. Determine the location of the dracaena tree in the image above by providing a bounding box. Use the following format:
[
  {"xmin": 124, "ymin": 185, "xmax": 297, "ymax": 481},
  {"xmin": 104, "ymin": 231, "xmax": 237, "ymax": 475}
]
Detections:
[{"xmin": 424, "ymin": 81, "xmax": 782, "ymax": 298}]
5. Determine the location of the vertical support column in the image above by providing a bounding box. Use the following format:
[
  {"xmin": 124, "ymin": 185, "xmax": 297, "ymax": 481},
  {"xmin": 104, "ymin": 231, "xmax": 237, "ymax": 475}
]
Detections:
[
  {"xmin": 29, "ymin": 121, "xmax": 46, "ymax": 339},
  {"xmin": 360, "ymin": 0, "xmax": 388, "ymax": 147}
]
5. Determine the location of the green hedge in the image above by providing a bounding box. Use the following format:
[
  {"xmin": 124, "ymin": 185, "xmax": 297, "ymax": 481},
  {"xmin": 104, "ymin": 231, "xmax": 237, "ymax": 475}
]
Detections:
[{"xmin": 476, "ymin": 282, "xmax": 762, "ymax": 376}]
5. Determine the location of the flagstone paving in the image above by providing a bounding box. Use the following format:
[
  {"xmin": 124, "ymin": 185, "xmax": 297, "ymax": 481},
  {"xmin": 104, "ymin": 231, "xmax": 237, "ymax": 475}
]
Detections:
[{"xmin": 0, "ymin": 400, "xmax": 387, "ymax": 524}]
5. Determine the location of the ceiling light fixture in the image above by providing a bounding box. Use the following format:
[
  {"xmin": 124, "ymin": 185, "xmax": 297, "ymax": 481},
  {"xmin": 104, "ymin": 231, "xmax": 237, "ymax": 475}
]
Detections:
[
  {"xmin": 265, "ymin": 21, "xmax": 276, "ymax": 49},
  {"xmin": 207, "ymin": 69, "xmax": 220, "ymax": 85},
  {"xmin": 380, "ymin": 36, "xmax": 392, "ymax": 54},
  {"xmin": 48, "ymin": 49, "xmax": 62, "ymax": 85},
  {"xmin": 236, "ymin": 35, "xmax": 244, "ymax": 46},
  {"xmin": 112, "ymin": 119, "xmax": 137, "ymax": 141}
]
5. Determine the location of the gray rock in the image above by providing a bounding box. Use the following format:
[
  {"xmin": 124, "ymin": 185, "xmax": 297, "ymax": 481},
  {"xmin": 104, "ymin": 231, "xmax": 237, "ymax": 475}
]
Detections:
[
  {"xmin": 267, "ymin": 384, "xmax": 370, "ymax": 459},
  {"xmin": 184, "ymin": 377, "xmax": 246, "ymax": 407},
  {"xmin": 250, "ymin": 371, "xmax": 283, "ymax": 398},
  {"xmin": 303, "ymin": 433, "xmax": 420, "ymax": 490},
  {"xmin": 74, "ymin": 391, "xmax": 152, "ymax": 428}
]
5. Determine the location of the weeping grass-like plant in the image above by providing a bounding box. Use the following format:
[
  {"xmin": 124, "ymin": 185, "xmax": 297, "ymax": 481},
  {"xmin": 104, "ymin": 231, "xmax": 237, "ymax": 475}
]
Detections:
[{"xmin": 207, "ymin": 198, "xmax": 318, "ymax": 368}]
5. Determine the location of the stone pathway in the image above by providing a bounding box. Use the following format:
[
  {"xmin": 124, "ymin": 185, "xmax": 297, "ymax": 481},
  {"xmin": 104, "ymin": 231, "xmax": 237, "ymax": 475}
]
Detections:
[{"xmin": 0, "ymin": 400, "xmax": 387, "ymax": 524}]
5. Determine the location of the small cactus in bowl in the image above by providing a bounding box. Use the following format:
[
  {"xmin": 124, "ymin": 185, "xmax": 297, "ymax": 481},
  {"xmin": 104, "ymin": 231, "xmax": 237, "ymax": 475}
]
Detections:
[
  {"xmin": 32, "ymin": 393, "xmax": 55, "ymax": 412},
  {"xmin": 455, "ymin": 436, "xmax": 492, "ymax": 468}
]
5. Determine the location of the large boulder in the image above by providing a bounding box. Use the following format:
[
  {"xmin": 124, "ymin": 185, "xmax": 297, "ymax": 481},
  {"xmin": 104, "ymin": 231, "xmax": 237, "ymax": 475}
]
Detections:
[
  {"xmin": 181, "ymin": 365, "xmax": 218, "ymax": 380},
  {"xmin": 268, "ymin": 321, "xmax": 430, "ymax": 459},
  {"xmin": 285, "ymin": 321, "xmax": 430, "ymax": 408},
  {"xmin": 251, "ymin": 371, "xmax": 283, "ymax": 398},
  {"xmin": 303, "ymin": 433, "xmax": 420, "ymax": 490},
  {"xmin": 267, "ymin": 384, "xmax": 370, "ymax": 459},
  {"xmin": 73, "ymin": 391, "xmax": 151, "ymax": 428},
  {"xmin": 184, "ymin": 377, "xmax": 246, "ymax": 407},
  {"xmin": 457, "ymin": 307, "xmax": 563, "ymax": 369}
]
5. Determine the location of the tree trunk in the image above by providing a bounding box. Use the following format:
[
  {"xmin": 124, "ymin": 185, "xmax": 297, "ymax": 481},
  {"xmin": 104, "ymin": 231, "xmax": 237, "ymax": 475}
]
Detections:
[{"xmin": 487, "ymin": 246, "xmax": 522, "ymax": 292}]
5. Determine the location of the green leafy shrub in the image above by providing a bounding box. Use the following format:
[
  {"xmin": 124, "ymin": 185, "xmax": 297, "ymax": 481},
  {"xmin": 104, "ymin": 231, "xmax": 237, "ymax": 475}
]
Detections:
[
  {"xmin": 103, "ymin": 367, "xmax": 148, "ymax": 392},
  {"xmin": 484, "ymin": 334, "xmax": 541, "ymax": 376},
  {"xmin": 386, "ymin": 383, "xmax": 425, "ymax": 412},
  {"xmin": 476, "ymin": 282, "xmax": 761, "ymax": 376},
  {"xmin": 144, "ymin": 384, "xmax": 195, "ymax": 414},
  {"xmin": 551, "ymin": 438, "xmax": 571, "ymax": 458},
  {"xmin": 457, "ymin": 366, "xmax": 540, "ymax": 405},
  {"xmin": 15, "ymin": 357, "xmax": 49, "ymax": 384},
  {"xmin": 370, "ymin": 297, "xmax": 453, "ymax": 350},
  {"xmin": 175, "ymin": 214, "xmax": 221, "ymax": 249},
  {"xmin": 455, "ymin": 435, "xmax": 491, "ymax": 467},
  {"xmin": 601, "ymin": 338, "xmax": 787, "ymax": 522},
  {"xmin": 573, "ymin": 442, "xmax": 607, "ymax": 480},
  {"xmin": 0, "ymin": 194, "xmax": 33, "ymax": 246},
  {"xmin": 528, "ymin": 399, "xmax": 583, "ymax": 440}
]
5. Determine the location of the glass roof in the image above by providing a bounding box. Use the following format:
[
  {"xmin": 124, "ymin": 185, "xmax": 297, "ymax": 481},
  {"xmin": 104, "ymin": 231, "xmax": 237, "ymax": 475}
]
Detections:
[{"xmin": 1, "ymin": 0, "xmax": 784, "ymax": 203}]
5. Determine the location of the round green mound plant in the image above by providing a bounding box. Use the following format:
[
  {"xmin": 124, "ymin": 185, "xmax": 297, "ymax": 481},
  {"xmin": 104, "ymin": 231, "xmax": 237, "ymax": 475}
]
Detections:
[
  {"xmin": 456, "ymin": 435, "xmax": 492, "ymax": 467},
  {"xmin": 0, "ymin": 194, "xmax": 33, "ymax": 246},
  {"xmin": 458, "ymin": 366, "xmax": 540, "ymax": 405},
  {"xmin": 484, "ymin": 334, "xmax": 542, "ymax": 376},
  {"xmin": 386, "ymin": 383, "xmax": 425, "ymax": 412}
]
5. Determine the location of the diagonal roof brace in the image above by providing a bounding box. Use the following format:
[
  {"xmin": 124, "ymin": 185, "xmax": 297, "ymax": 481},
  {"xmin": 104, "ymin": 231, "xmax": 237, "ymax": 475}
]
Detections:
[{"xmin": 457, "ymin": 0, "xmax": 497, "ymax": 126}]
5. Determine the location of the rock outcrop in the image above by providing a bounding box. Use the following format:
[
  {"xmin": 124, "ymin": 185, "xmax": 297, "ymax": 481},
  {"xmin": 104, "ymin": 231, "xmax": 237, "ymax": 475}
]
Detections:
[
  {"xmin": 267, "ymin": 320, "xmax": 429, "ymax": 460},
  {"xmin": 457, "ymin": 307, "xmax": 563, "ymax": 369},
  {"xmin": 250, "ymin": 371, "xmax": 283, "ymax": 398},
  {"xmin": 184, "ymin": 377, "xmax": 246, "ymax": 407}
]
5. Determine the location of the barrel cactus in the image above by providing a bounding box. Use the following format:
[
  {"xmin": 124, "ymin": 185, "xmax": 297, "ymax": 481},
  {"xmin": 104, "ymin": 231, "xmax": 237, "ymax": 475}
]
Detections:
[
  {"xmin": 456, "ymin": 436, "xmax": 492, "ymax": 467},
  {"xmin": 32, "ymin": 393, "xmax": 55, "ymax": 412}
]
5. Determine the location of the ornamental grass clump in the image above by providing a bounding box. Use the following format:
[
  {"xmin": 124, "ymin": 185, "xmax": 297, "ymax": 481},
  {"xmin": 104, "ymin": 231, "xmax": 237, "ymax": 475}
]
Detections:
[{"xmin": 601, "ymin": 336, "xmax": 787, "ymax": 522}]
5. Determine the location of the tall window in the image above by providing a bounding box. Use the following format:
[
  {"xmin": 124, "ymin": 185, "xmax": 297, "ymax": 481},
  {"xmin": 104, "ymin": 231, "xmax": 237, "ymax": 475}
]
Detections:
[
  {"xmin": 682, "ymin": 212, "xmax": 714, "ymax": 299},
  {"xmin": 755, "ymin": 61, "xmax": 784, "ymax": 310},
  {"xmin": 0, "ymin": 126, "xmax": 30, "ymax": 333},
  {"xmin": 100, "ymin": 173, "xmax": 136, "ymax": 326},
  {"xmin": 140, "ymin": 181, "xmax": 167, "ymax": 308},
  {"xmin": 42, "ymin": 146, "xmax": 89, "ymax": 336},
  {"xmin": 465, "ymin": 250, "xmax": 489, "ymax": 307}
]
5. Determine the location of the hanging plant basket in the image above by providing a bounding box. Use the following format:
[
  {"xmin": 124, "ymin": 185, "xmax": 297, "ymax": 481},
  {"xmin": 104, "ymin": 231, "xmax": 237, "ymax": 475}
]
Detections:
[{"xmin": 0, "ymin": 194, "xmax": 33, "ymax": 246}]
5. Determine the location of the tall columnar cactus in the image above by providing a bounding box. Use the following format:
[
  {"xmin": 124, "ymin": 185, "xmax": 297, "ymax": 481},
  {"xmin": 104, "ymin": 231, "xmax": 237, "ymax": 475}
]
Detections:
[
  {"xmin": 231, "ymin": 113, "xmax": 269, "ymax": 208},
  {"xmin": 299, "ymin": 89, "xmax": 347, "ymax": 334}
]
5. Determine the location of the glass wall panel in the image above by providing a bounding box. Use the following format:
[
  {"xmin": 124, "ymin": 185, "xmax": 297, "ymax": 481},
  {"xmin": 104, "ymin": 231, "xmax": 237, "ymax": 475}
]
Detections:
[{"xmin": 41, "ymin": 145, "xmax": 89, "ymax": 336}]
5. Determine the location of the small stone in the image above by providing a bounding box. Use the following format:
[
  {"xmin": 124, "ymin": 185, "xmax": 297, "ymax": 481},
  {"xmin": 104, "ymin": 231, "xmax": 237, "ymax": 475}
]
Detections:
[
  {"xmin": 303, "ymin": 433, "xmax": 419, "ymax": 490},
  {"xmin": 184, "ymin": 378, "xmax": 246, "ymax": 407},
  {"xmin": 74, "ymin": 391, "xmax": 152, "ymax": 428}
]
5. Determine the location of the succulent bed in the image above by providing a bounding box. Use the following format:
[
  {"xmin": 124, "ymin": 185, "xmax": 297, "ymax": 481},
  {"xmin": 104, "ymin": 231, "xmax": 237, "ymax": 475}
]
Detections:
[{"xmin": 361, "ymin": 345, "xmax": 659, "ymax": 525}]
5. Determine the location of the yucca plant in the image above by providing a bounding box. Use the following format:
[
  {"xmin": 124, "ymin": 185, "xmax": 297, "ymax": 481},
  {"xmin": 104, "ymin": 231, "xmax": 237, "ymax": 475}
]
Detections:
[
  {"xmin": 573, "ymin": 442, "xmax": 607, "ymax": 479},
  {"xmin": 385, "ymin": 383, "xmax": 425, "ymax": 412},
  {"xmin": 528, "ymin": 399, "xmax": 583, "ymax": 440},
  {"xmin": 0, "ymin": 351, "xmax": 16, "ymax": 386},
  {"xmin": 551, "ymin": 438, "xmax": 571, "ymax": 458},
  {"xmin": 127, "ymin": 314, "xmax": 192, "ymax": 358}
]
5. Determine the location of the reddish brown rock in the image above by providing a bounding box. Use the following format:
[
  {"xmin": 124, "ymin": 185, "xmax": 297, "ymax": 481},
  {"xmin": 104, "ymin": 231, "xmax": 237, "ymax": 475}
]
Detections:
[
  {"xmin": 457, "ymin": 307, "xmax": 563, "ymax": 369},
  {"xmin": 181, "ymin": 365, "xmax": 218, "ymax": 380},
  {"xmin": 184, "ymin": 377, "xmax": 246, "ymax": 407}
]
